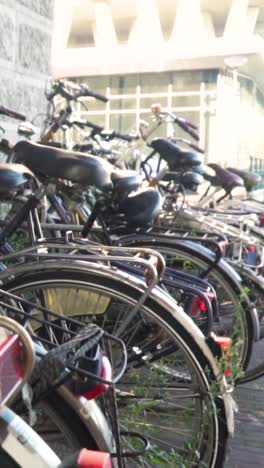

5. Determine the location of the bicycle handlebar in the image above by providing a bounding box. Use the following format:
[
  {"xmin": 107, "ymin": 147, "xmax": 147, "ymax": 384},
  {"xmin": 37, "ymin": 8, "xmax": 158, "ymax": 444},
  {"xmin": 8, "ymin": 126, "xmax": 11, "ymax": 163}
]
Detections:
[
  {"xmin": 173, "ymin": 116, "xmax": 200, "ymax": 141},
  {"xmin": 151, "ymin": 108, "xmax": 200, "ymax": 141},
  {"xmin": 45, "ymin": 111, "xmax": 139, "ymax": 144},
  {"xmin": 175, "ymin": 116, "xmax": 198, "ymax": 130},
  {"xmin": 100, "ymin": 129, "xmax": 139, "ymax": 142},
  {"xmin": 80, "ymin": 84, "xmax": 108, "ymax": 103},
  {"xmin": 0, "ymin": 104, "xmax": 26, "ymax": 121},
  {"xmin": 46, "ymin": 80, "xmax": 108, "ymax": 103}
]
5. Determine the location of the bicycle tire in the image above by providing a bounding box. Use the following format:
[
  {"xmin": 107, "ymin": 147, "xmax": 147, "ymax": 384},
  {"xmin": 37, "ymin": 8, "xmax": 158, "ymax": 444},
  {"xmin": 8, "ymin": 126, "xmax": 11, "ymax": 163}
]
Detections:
[
  {"xmin": 233, "ymin": 269, "xmax": 264, "ymax": 384},
  {"xmin": 115, "ymin": 235, "xmax": 255, "ymax": 375},
  {"xmin": 2, "ymin": 262, "xmax": 229, "ymax": 467}
]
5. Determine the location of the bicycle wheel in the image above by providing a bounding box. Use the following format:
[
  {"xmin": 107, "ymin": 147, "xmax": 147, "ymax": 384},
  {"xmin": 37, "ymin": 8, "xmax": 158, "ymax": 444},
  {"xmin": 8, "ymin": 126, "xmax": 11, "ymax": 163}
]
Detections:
[
  {"xmin": 115, "ymin": 236, "xmax": 255, "ymax": 376},
  {"xmin": 3, "ymin": 262, "xmax": 229, "ymax": 467},
  {"xmin": 234, "ymin": 270, "xmax": 264, "ymax": 384}
]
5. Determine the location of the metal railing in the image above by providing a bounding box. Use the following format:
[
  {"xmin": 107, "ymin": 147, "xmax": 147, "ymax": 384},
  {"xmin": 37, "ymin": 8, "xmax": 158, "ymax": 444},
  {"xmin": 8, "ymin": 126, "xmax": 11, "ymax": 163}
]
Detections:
[{"xmin": 74, "ymin": 83, "xmax": 216, "ymax": 144}]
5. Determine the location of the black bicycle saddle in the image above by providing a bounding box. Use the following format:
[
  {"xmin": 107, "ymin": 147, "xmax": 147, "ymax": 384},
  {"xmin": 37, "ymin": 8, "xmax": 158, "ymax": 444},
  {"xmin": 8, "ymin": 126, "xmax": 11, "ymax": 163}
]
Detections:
[
  {"xmin": 111, "ymin": 170, "xmax": 142, "ymax": 195},
  {"xmin": 13, "ymin": 140, "xmax": 112, "ymax": 189},
  {"xmin": 227, "ymin": 167, "xmax": 261, "ymax": 192},
  {"xmin": 208, "ymin": 164, "xmax": 244, "ymax": 190},
  {"xmin": 150, "ymin": 138, "xmax": 202, "ymax": 170},
  {"xmin": 118, "ymin": 188, "xmax": 163, "ymax": 226}
]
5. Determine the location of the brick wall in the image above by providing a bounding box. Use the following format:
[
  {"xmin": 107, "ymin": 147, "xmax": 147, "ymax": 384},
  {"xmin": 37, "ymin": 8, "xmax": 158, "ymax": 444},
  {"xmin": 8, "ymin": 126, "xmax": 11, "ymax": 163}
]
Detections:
[{"xmin": 0, "ymin": 0, "xmax": 54, "ymax": 142}]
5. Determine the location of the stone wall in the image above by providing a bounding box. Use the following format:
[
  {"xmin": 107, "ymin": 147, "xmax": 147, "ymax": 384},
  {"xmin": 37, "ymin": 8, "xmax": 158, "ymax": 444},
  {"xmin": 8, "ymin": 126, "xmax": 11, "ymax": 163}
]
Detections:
[{"xmin": 0, "ymin": 0, "xmax": 54, "ymax": 142}]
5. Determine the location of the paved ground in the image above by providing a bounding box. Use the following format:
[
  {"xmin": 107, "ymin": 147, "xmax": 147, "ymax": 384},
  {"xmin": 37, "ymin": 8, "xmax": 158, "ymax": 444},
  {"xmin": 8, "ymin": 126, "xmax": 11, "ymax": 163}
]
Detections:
[{"xmin": 225, "ymin": 377, "xmax": 264, "ymax": 467}]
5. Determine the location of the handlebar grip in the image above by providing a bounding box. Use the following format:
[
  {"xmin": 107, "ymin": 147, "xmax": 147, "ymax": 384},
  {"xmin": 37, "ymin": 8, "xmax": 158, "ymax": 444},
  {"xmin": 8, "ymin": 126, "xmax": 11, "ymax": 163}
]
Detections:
[
  {"xmin": 99, "ymin": 130, "xmax": 132, "ymax": 142},
  {"xmin": 175, "ymin": 118, "xmax": 200, "ymax": 141},
  {"xmin": 84, "ymin": 88, "xmax": 108, "ymax": 103},
  {"xmin": 0, "ymin": 105, "xmax": 26, "ymax": 121},
  {"xmin": 185, "ymin": 121, "xmax": 198, "ymax": 130},
  {"xmin": 90, "ymin": 90, "xmax": 108, "ymax": 103},
  {"xmin": 176, "ymin": 116, "xmax": 198, "ymax": 131}
]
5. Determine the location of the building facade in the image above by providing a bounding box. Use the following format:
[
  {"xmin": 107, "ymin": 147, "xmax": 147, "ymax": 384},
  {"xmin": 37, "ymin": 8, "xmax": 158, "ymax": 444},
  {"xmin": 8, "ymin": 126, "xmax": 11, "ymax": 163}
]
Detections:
[
  {"xmin": 52, "ymin": 0, "xmax": 264, "ymax": 169},
  {"xmin": 0, "ymin": 0, "xmax": 54, "ymax": 141}
]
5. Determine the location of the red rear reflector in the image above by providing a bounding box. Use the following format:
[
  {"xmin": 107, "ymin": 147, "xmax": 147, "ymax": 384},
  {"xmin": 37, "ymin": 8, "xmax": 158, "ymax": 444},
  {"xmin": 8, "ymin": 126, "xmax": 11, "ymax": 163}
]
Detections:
[
  {"xmin": 78, "ymin": 449, "xmax": 112, "ymax": 468},
  {"xmin": 0, "ymin": 335, "xmax": 23, "ymax": 404},
  {"xmin": 83, "ymin": 355, "xmax": 112, "ymax": 400},
  {"xmin": 214, "ymin": 336, "xmax": 231, "ymax": 352},
  {"xmin": 247, "ymin": 245, "xmax": 255, "ymax": 253},
  {"xmin": 213, "ymin": 336, "xmax": 231, "ymax": 377},
  {"xmin": 189, "ymin": 296, "xmax": 207, "ymax": 316}
]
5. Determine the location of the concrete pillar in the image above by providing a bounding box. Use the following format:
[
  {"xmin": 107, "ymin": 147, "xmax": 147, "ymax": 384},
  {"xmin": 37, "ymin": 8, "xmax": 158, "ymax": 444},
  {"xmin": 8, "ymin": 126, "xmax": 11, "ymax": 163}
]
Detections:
[
  {"xmin": 214, "ymin": 73, "xmax": 241, "ymax": 166},
  {"xmin": 246, "ymin": 7, "xmax": 260, "ymax": 35},
  {"xmin": 128, "ymin": 0, "xmax": 163, "ymax": 47},
  {"xmin": 171, "ymin": 0, "xmax": 213, "ymax": 46},
  {"xmin": 202, "ymin": 12, "xmax": 215, "ymax": 38},
  {"xmin": 0, "ymin": 0, "xmax": 54, "ymax": 141},
  {"xmin": 92, "ymin": 0, "xmax": 117, "ymax": 48},
  {"xmin": 52, "ymin": 0, "xmax": 73, "ymax": 63},
  {"xmin": 224, "ymin": 0, "xmax": 249, "ymax": 37}
]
